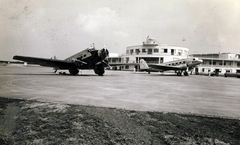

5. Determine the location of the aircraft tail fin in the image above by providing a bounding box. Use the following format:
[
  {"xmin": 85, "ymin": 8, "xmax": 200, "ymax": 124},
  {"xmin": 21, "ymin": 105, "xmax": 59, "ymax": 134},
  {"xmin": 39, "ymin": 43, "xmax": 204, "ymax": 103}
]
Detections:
[{"xmin": 140, "ymin": 59, "xmax": 149, "ymax": 70}]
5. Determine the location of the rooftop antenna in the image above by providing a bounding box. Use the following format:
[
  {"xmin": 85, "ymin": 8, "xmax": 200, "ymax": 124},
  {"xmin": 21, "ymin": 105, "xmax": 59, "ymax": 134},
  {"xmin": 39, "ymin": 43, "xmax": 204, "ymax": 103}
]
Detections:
[{"xmin": 91, "ymin": 43, "xmax": 95, "ymax": 48}]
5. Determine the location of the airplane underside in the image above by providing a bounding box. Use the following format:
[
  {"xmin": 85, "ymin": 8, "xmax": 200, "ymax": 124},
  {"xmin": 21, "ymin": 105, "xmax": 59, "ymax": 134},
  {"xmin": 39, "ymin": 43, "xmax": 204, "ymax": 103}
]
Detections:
[
  {"xmin": 66, "ymin": 66, "xmax": 105, "ymax": 76},
  {"xmin": 147, "ymin": 69, "xmax": 189, "ymax": 76}
]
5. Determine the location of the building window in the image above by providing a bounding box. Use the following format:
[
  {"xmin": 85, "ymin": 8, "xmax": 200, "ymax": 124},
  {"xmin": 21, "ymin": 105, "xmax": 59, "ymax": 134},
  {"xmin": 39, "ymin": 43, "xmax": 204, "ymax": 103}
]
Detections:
[
  {"xmin": 148, "ymin": 49, "xmax": 152, "ymax": 54},
  {"xmin": 130, "ymin": 49, "xmax": 134, "ymax": 55},
  {"xmin": 237, "ymin": 62, "xmax": 240, "ymax": 68},
  {"xmin": 125, "ymin": 65, "xmax": 129, "ymax": 69},
  {"xmin": 213, "ymin": 61, "xmax": 216, "ymax": 65},
  {"xmin": 164, "ymin": 49, "xmax": 168, "ymax": 53},
  {"xmin": 226, "ymin": 69, "xmax": 231, "ymax": 73},
  {"xmin": 126, "ymin": 57, "xmax": 129, "ymax": 63},
  {"xmin": 178, "ymin": 50, "xmax": 183, "ymax": 56},
  {"xmin": 171, "ymin": 49, "xmax": 175, "ymax": 55},
  {"xmin": 142, "ymin": 49, "xmax": 146, "ymax": 53},
  {"xmin": 154, "ymin": 49, "xmax": 159, "ymax": 53},
  {"xmin": 136, "ymin": 49, "xmax": 140, "ymax": 54},
  {"xmin": 112, "ymin": 58, "xmax": 117, "ymax": 63},
  {"xmin": 160, "ymin": 57, "xmax": 164, "ymax": 63}
]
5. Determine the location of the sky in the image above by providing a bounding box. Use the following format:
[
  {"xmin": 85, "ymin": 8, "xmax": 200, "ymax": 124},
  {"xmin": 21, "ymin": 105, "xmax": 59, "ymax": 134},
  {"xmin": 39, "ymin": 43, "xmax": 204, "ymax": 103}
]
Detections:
[{"xmin": 1, "ymin": 0, "xmax": 240, "ymax": 60}]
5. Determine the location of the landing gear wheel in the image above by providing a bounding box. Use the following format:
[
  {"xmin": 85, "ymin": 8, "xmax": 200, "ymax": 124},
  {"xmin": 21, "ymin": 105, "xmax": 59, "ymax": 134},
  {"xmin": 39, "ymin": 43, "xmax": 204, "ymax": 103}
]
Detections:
[
  {"xmin": 177, "ymin": 72, "xmax": 181, "ymax": 76},
  {"xmin": 69, "ymin": 67, "xmax": 79, "ymax": 75},
  {"xmin": 94, "ymin": 66, "xmax": 105, "ymax": 76},
  {"xmin": 184, "ymin": 71, "xmax": 189, "ymax": 76}
]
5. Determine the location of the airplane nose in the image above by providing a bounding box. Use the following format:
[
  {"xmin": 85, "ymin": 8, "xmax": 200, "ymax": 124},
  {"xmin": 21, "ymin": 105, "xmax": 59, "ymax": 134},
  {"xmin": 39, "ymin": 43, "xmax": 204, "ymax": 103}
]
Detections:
[{"xmin": 98, "ymin": 48, "xmax": 109, "ymax": 60}]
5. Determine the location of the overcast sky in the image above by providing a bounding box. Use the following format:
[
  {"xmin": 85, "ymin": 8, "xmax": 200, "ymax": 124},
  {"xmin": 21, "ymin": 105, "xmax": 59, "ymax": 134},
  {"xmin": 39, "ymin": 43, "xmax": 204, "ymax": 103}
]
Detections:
[{"xmin": 1, "ymin": 0, "xmax": 240, "ymax": 60}]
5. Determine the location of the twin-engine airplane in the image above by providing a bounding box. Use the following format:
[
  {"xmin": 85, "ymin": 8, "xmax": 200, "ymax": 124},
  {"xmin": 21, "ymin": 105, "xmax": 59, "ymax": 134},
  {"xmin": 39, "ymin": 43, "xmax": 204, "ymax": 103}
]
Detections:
[
  {"xmin": 13, "ymin": 44, "xmax": 110, "ymax": 76},
  {"xmin": 140, "ymin": 58, "xmax": 202, "ymax": 76}
]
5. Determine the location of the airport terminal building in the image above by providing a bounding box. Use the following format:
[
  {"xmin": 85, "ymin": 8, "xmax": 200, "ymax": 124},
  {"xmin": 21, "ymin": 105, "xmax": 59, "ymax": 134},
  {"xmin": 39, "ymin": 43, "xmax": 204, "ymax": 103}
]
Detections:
[
  {"xmin": 108, "ymin": 37, "xmax": 189, "ymax": 71},
  {"xmin": 189, "ymin": 53, "xmax": 240, "ymax": 75}
]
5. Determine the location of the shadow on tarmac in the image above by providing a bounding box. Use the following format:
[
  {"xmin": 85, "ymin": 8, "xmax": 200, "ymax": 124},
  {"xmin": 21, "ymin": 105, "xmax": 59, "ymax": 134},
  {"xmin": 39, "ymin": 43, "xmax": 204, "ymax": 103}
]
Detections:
[
  {"xmin": 134, "ymin": 72, "xmax": 180, "ymax": 77},
  {"xmin": 3, "ymin": 73, "xmax": 99, "ymax": 77}
]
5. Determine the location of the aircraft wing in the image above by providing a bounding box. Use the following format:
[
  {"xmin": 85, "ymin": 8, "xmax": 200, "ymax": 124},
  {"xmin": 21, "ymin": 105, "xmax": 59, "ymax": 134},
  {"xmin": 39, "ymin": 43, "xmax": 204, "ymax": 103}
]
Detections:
[
  {"xmin": 149, "ymin": 64, "xmax": 182, "ymax": 71},
  {"xmin": 13, "ymin": 55, "xmax": 75, "ymax": 69},
  {"xmin": 109, "ymin": 63, "xmax": 139, "ymax": 66}
]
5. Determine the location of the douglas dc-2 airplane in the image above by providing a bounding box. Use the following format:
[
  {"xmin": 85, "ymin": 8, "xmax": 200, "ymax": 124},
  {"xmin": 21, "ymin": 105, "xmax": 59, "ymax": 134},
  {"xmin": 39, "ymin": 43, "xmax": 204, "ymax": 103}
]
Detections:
[
  {"xmin": 140, "ymin": 58, "xmax": 203, "ymax": 76},
  {"xmin": 13, "ymin": 44, "xmax": 110, "ymax": 76}
]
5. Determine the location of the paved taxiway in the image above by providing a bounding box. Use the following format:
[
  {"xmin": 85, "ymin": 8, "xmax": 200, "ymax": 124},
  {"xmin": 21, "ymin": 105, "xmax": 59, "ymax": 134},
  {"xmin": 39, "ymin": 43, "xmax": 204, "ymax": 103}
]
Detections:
[{"xmin": 0, "ymin": 66, "xmax": 239, "ymax": 119}]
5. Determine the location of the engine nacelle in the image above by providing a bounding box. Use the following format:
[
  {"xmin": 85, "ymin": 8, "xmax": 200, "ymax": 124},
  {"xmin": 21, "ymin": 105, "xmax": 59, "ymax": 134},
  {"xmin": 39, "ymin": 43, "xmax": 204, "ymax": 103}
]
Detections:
[
  {"xmin": 98, "ymin": 48, "xmax": 109, "ymax": 60},
  {"xmin": 179, "ymin": 65, "xmax": 187, "ymax": 70}
]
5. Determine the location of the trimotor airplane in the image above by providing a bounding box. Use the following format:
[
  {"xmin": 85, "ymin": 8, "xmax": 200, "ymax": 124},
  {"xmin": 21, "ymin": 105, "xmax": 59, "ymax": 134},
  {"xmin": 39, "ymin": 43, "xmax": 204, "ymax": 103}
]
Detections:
[
  {"xmin": 140, "ymin": 58, "xmax": 203, "ymax": 76},
  {"xmin": 13, "ymin": 44, "xmax": 110, "ymax": 76}
]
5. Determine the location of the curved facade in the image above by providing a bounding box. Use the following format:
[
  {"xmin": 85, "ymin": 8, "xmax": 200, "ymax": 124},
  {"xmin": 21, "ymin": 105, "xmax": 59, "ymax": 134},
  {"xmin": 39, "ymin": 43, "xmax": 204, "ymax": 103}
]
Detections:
[{"xmin": 109, "ymin": 37, "xmax": 189, "ymax": 70}]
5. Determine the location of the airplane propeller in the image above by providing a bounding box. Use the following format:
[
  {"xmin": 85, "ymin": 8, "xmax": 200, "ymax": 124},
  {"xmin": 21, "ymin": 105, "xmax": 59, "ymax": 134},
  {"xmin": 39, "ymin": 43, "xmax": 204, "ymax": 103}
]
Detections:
[
  {"xmin": 98, "ymin": 48, "xmax": 109, "ymax": 60},
  {"xmin": 102, "ymin": 59, "xmax": 112, "ymax": 69}
]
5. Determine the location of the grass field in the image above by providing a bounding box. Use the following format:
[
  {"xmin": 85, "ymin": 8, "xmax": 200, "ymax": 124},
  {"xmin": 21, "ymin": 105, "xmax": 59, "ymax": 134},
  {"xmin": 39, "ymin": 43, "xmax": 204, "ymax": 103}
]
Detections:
[{"xmin": 0, "ymin": 97, "xmax": 239, "ymax": 144}]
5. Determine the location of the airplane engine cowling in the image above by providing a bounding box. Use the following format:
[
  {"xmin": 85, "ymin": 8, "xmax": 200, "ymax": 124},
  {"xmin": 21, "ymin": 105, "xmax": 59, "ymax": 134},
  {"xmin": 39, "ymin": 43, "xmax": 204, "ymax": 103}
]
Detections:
[
  {"xmin": 98, "ymin": 48, "xmax": 109, "ymax": 60},
  {"xmin": 179, "ymin": 65, "xmax": 187, "ymax": 70}
]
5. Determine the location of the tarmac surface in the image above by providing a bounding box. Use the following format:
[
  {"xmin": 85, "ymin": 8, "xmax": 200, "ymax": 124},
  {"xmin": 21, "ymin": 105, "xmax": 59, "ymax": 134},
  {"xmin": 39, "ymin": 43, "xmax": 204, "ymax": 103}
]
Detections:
[{"xmin": 0, "ymin": 65, "xmax": 239, "ymax": 119}]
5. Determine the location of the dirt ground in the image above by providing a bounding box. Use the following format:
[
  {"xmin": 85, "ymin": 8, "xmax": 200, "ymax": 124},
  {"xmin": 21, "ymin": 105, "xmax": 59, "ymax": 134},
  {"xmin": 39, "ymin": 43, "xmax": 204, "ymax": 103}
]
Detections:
[{"xmin": 0, "ymin": 97, "xmax": 239, "ymax": 145}]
